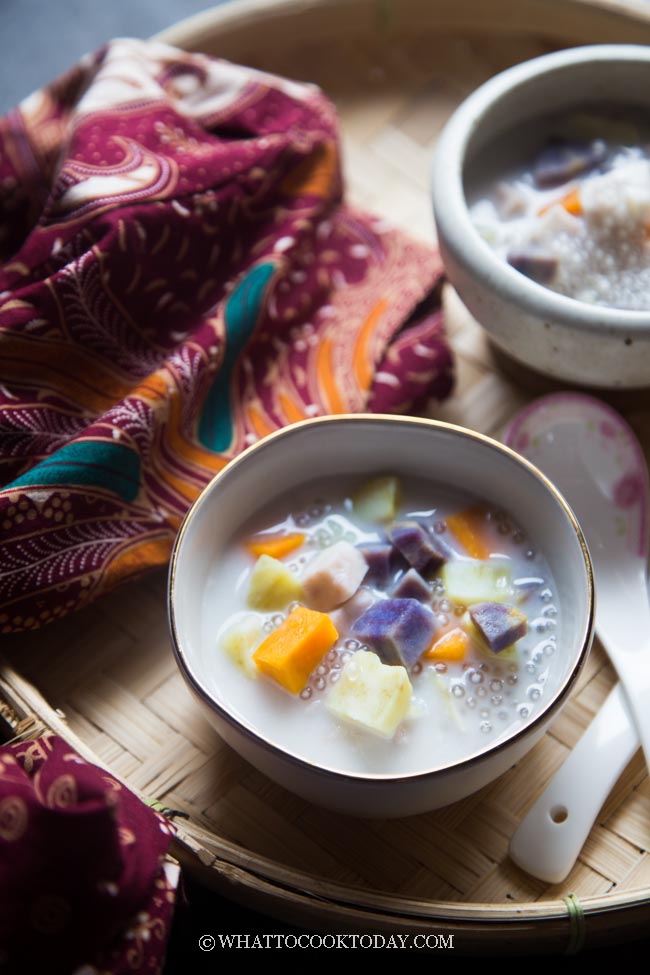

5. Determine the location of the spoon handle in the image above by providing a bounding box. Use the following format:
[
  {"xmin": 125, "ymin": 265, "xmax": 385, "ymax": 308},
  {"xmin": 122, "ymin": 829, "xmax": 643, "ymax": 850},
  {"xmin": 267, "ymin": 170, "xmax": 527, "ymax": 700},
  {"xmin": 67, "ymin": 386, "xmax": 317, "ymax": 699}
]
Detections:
[
  {"xmin": 509, "ymin": 682, "xmax": 638, "ymax": 883},
  {"xmin": 596, "ymin": 572, "xmax": 650, "ymax": 771}
]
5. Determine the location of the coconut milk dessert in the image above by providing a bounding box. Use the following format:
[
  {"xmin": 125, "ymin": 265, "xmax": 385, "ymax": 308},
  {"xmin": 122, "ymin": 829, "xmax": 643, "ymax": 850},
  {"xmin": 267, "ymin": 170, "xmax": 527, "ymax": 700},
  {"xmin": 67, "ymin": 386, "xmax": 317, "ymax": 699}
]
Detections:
[
  {"xmin": 201, "ymin": 474, "xmax": 562, "ymax": 777},
  {"xmin": 469, "ymin": 107, "xmax": 650, "ymax": 310}
]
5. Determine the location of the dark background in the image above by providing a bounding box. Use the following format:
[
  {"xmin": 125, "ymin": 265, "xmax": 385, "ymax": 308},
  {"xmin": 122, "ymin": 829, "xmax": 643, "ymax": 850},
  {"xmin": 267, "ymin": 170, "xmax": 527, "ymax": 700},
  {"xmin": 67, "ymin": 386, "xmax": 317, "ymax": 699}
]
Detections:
[{"xmin": 1, "ymin": 0, "xmax": 648, "ymax": 963}]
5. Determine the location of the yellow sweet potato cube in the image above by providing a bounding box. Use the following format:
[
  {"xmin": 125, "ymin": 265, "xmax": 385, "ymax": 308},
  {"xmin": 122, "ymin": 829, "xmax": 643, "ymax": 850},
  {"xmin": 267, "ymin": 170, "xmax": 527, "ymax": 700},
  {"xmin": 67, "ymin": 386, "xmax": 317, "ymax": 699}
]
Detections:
[
  {"xmin": 326, "ymin": 650, "xmax": 412, "ymax": 738},
  {"xmin": 253, "ymin": 606, "xmax": 338, "ymax": 694},
  {"xmin": 220, "ymin": 614, "xmax": 264, "ymax": 678},
  {"xmin": 247, "ymin": 554, "xmax": 304, "ymax": 610}
]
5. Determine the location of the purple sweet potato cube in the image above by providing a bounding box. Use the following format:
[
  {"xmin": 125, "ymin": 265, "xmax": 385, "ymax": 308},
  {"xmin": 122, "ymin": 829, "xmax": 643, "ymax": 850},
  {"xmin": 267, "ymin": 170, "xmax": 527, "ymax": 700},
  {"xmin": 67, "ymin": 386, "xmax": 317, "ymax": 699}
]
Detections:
[
  {"xmin": 351, "ymin": 598, "xmax": 437, "ymax": 667},
  {"xmin": 391, "ymin": 568, "xmax": 431, "ymax": 603},
  {"xmin": 358, "ymin": 543, "xmax": 395, "ymax": 587},
  {"xmin": 387, "ymin": 521, "xmax": 446, "ymax": 572},
  {"xmin": 469, "ymin": 602, "xmax": 528, "ymax": 653}
]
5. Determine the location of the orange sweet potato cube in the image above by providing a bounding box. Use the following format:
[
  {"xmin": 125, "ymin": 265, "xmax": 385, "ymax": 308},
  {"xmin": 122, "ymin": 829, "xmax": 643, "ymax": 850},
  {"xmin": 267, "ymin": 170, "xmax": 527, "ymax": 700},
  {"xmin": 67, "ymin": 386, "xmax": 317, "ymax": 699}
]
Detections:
[
  {"xmin": 446, "ymin": 505, "xmax": 492, "ymax": 560},
  {"xmin": 253, "ymin": 606, "xmax": 338, "ymax": 694},
  {"xmin": 245, "ymin": 532, "xmax": 305, "ymax": 559},
  {"xmin": 424, "ymin": 627, "xmax": 469, "ymax": 662}
]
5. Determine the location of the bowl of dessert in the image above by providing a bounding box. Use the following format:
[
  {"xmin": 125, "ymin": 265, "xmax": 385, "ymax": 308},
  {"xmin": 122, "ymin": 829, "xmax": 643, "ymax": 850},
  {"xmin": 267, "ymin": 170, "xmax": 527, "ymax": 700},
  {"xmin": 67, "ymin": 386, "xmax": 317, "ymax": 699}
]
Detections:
[
  {"xmin": 168, "ymin": 415, "xmax": 594, "ymax": 817},
  {"xmin": 432, "ymin": 44, "xmax": 650, "ymax": 388}
]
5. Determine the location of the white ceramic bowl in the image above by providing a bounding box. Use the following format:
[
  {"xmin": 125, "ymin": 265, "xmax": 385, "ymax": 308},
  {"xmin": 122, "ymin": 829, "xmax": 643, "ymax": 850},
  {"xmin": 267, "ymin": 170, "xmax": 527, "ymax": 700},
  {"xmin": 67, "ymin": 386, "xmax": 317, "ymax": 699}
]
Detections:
[
  {"xmin": 432, "ymin": 44, "xmax": 650, "ymax": 389},
  {"xmin": 168, "ymin": 415, "xmax": 594, "ymax": 817}
]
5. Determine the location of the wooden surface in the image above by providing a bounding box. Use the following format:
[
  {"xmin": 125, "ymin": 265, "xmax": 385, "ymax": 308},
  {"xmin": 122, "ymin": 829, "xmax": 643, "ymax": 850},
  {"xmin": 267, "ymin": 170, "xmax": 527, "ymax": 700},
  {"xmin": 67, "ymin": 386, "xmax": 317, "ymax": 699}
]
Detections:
[{"xmin": 5, "ymin": 0, "xmax": 650, "ymax": 951}]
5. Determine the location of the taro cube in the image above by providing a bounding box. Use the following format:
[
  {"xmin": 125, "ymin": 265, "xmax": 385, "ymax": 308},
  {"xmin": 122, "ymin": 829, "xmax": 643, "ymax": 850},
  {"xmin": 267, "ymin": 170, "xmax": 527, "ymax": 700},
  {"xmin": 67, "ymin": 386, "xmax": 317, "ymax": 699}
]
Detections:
[
  {"xmin": 392, "ymin": 568, "xmax": 430, "ymax": 602},
  {"xmin": 302, "ymin": 540, "xmax": 368, "ymax": 612},
  {"xmin": 469, "ymin": 602, "xmax": 528, "ymax": 653},
  {"xmin": 351, "ymin": 597, "xmax": 437, "ymax": 668},
  {"xmin": 387, "ymin": 521, "xmax": 446, "ymax": 572},
  {"xmin": 326, "ymin": 650, "xmax": 412, "ymax": 738},
  {"xmin": 358, "ymin": 542, "xmax": 394, "ymax": 587},
  {"xmin": 330, "ymin": 587, "xmax": 375, "ymax": 634}
]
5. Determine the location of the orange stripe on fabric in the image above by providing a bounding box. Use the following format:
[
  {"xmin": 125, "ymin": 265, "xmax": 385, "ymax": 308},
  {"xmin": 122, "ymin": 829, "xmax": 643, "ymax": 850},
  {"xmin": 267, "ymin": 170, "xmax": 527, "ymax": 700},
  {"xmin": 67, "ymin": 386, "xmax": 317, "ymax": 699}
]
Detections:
[
  {"xmin": 247, "ymin": 403, "xmax": 275, "ymax": 439},
  {"xmin": 353, "ymin": 298, "xmax": 388, "ymax": 393},
  {"xmin": 278, "ymin": 392, "xmax": 307, "ymax": 424},
  {"xmin": 103, "ymin": 536, "xmax": 171, "ymax": 587},
  {"xmin": 2, "ymin": 343, "xmax": 130, "ymax": 411},
  {"xmin": 317, "ymin": 338, "xmax": 346, "ymax": 414},
  {"xmin": 280, "ymin": 141, "xmax": 339, "ymax": 199}
]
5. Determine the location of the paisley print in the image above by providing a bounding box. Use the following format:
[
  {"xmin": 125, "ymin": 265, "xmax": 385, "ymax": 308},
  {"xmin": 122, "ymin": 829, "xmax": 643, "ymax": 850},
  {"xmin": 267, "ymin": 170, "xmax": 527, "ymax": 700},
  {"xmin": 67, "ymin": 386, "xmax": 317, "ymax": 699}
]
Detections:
[{"xmin": 0, "ymin": 38, "xmax": 453, "ymax": 632}]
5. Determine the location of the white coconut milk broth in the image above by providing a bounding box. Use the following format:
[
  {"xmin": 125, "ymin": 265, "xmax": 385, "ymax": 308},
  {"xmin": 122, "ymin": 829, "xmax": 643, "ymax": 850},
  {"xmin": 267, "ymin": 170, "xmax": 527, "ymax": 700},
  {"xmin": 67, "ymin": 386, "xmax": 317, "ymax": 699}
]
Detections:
[{"xmin": 200, "ymin": 475, "xmax": 562, "ymax": 776}]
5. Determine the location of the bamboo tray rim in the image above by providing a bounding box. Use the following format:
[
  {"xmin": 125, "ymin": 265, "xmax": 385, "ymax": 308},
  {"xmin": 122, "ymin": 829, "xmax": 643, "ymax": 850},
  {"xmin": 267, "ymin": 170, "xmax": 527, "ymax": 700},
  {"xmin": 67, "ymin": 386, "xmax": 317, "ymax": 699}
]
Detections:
[{"xmin": 6, "ymin": 0, "xmax": 650, "ymax": 945}]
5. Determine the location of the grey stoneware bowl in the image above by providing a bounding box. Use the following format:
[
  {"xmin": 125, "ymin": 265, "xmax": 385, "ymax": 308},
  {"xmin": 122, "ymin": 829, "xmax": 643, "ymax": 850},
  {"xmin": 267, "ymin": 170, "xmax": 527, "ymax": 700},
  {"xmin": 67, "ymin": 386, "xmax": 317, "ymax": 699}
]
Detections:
[
  {"xmin": 432, "ymin": 44, "xmax": 650, "ymax": 389},
  {"xmin": 168, "ymin": 415, "xmax": 594, "ymax": 818}
]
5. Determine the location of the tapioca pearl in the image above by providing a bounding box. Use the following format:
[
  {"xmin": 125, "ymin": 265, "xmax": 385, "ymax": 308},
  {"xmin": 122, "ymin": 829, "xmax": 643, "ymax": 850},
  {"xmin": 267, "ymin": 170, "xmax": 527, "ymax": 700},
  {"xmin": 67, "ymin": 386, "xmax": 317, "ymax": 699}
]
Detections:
[
  {"xmin": 412, "ymin": 661, "xmax": 423, "ymax": 676},
  {"xmin": 480, "ymin": 708, "xmax": 490, "ymax": 718},
  {"xmin": 326, "ymin": 649, "xmax": 338, "ymax": 663},
  {"xmin": 477, "ymin": 686, "xmax": 487, "ymax": 698},
  {"xmin": 263, "ymin": 619, "xmax": 276, "ymax": 633},
  {"xmin": 330, "ymin": 671, "xmax": 340, "ymax": 684},
  {"xmin": 453, "ymin": 604, "xmax": 466, "ymax": 617},
  {"xmin": 288, "ymin": 600, "xmax": 302, "ymax": 613},
  {"xmin": 315, "ymin": 676, "xmax": 326, "ymax": 691},
  {"xmin": 525, "ymin": 662, "xmax": 537, "ymax": 674},
  {"xmin": 480, "ymin": 721, "xmax": 492, "ymax": 734},
  {"xmin": 295, "ymin": 513, "xmax": 310, "ymax": 527},
  {"xmin": 542, "ymin": 604, "xmax": 558, "ymax": 618},
  {"xmin": 316, "ymin": 663, "xmax": 328, "ymax": 676},
  {"xmin": 300, "ymin": 687, "xmax": 313, "ymax": 700},
  {"xmin": 466, "ymin": 697, "xmax": 477, "ymax": 709},
  {"xmin": 528, "ymin": 685, "xmax": 543, "ymax": 701},
  {"xmin": 272, "ymin": 614, "xmax": 285, "ymax": 627},
  {"xmin": 525, "ymin": 548, "xmax": 536, "ymax": 560},
  {"xmin": 439, "ymin": 599, "xmax": 451, "ymax": 613},
  {"xmin": 437, "ymin": 614, "xmax": 449, "ymax": 627},
  {"xmin": 507, "ymin": 674, "xmax": 518, "ymax": 685},
  {"xmin": 517, "ymin": 704, "xmax": 530, "ymax": 718},
  {"xmin": 433, "ymin": 662, "xmax": 447, "ymax": 674},
  {"xmin": 532, "ymin": 616, "xmax": 555, "ymax": 633},
  {"xmin": 491, "ymin": 694, "xmax": 503, "ymax": 705},
  {"xmin": 543, "ymin": 642, "xmax": 556, "ymax": 656},
  {"xmin": 451, "ymin": 683, "xmax": 465, "ymax": 698},
  {"xmin": 344, "ymin": 639, "xmax": 361, "ymax": 651},
  {"xmin": 469, "ymin": 670, "xmax": 484, "ymax": 684},
  {"xmin": 512, "ymin": 530, "xmax": 524, "ymax": 544},
  {"xmin": 433, "ymin": 521, "xmax": 446, "ymax": 534},
  {"xmin": 341, "ymin": 651, "xmax": 353, "ymax": 664},
  {"xmin": 490, "ymin": 679, "xmax": 503, "ymax": 692}
]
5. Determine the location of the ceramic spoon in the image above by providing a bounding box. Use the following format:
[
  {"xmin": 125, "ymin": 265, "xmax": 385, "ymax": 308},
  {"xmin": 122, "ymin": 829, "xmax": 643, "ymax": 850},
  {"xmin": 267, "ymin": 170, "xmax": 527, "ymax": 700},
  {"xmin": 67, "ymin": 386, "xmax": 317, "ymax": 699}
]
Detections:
[{"xmin": 503, "ymin": 392, "xmax": 650, "ymax": 884}]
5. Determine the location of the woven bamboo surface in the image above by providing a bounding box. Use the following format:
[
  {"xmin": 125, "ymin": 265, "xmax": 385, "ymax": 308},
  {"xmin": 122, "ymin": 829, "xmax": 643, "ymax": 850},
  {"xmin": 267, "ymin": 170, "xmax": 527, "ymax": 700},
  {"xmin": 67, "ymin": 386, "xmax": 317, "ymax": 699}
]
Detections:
[{"xmin": 4, "ymin": 0, "xmax": 650, "ymax": 952}]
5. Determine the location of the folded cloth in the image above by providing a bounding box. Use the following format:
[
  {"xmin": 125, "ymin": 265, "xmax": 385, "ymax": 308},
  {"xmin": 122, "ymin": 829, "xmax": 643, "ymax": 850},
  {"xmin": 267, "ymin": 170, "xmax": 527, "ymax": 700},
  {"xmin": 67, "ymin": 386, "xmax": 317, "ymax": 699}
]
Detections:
[
  {"xmin": 0, "ymin": 732, "xmax": 178, "ymax": 974},
  {"xmin": 0, "ymin": 39, "xmax": 453, "ymax": 633}
]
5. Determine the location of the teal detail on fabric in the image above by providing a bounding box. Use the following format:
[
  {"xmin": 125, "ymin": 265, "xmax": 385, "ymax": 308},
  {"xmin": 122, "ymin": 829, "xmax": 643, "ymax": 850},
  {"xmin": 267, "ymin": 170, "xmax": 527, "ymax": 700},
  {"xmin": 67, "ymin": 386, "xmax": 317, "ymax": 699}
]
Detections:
[
  {"xmin": 5, "ymin": 440, "xmax": 141, "ymax": 502},
  {"xmin": 563, "ymin": 892, "xmax": 586, "ymax": 955},
  {"xmin": 198, "ymin": 261, "xmax": 276, "ymax": 452}
]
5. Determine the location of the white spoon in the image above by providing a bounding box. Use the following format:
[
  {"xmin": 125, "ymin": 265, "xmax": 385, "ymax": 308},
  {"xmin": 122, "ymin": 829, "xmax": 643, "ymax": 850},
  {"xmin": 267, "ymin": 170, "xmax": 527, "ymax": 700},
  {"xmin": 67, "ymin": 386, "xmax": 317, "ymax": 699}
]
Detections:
[{"xmin": 503, "ymin": 392, "xmax": 650, "ymax": 884}]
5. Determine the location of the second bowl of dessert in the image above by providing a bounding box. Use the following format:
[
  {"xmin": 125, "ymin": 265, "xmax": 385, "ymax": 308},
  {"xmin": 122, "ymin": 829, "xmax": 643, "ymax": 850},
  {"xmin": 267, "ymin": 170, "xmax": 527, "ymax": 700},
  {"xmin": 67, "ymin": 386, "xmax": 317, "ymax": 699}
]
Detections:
[{"xmin": 432, "ymin": 44, "xmax": 650, "ymax": 388}]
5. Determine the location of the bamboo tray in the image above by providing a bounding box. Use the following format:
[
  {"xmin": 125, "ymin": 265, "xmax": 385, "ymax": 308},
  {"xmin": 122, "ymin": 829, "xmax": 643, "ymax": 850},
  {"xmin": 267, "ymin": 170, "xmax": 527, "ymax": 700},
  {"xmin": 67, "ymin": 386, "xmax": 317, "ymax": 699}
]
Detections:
[{"xmin": 4, "ymin": 0, "xmax": 650, "ymax": 953}]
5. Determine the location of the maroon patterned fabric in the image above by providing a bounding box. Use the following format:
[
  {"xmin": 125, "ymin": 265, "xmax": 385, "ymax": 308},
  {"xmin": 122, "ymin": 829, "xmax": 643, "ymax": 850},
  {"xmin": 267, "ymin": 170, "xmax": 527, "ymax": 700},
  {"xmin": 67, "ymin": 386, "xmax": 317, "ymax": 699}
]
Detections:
[
  {"xmin": 0, "ymin": 39, "xmax": 453, "ymax": 634},
  {"xmin": 0, "ymin": 732, "xmax": 178, "ymax": 974}
]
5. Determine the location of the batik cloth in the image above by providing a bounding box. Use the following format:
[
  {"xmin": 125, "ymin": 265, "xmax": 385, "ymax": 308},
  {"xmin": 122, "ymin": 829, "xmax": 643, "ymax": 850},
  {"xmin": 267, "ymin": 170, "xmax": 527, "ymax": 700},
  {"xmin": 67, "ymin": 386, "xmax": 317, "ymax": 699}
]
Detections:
[
  {"xmin": 0, "ymin": 732, "xmax": 178, "ymax": 974},
  {"xmin": 0, "ymin": 39, "xmax": 453, "ymax": 633}
]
